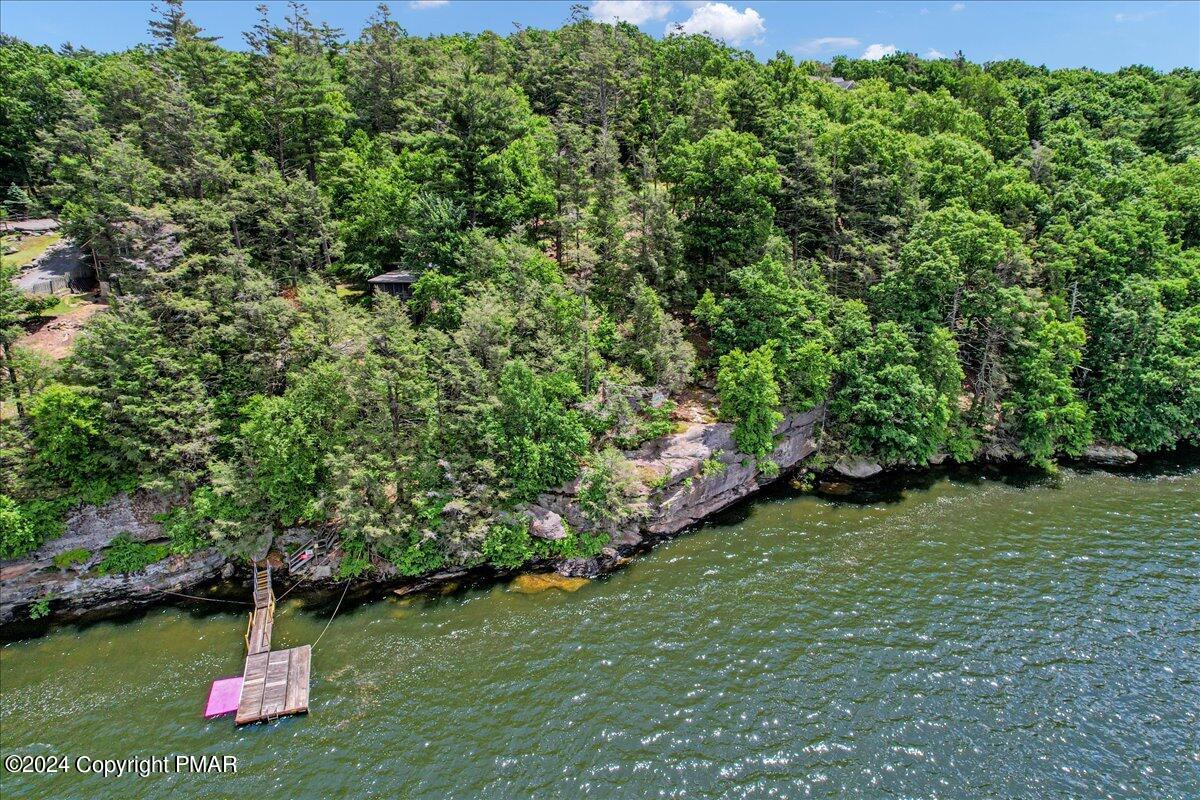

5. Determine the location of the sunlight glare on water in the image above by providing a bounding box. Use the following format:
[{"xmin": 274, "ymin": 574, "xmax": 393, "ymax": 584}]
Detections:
[{"xmin": 2, "ymin": 464, "xmax": 1198, "ymax": 798}]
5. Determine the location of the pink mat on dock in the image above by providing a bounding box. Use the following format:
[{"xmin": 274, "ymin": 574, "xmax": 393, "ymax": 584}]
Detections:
[{"xmin": 205, "ymin": 676, "xmax": 243, "ymax": 718}]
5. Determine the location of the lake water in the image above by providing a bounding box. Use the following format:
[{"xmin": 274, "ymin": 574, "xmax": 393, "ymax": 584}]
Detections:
[{"xmin": 2, "ymin": 463, "xmax": 1198, "ymax": 798}]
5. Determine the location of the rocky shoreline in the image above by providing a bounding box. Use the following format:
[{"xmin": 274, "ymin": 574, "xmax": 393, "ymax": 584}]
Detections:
[
  {"xmin": 0, "ymin": 409, "xmax": 822, "ymax": 632},
  {"xmin": 0, "ymin": 404, "xmax": 1152, "ymax": 635}
]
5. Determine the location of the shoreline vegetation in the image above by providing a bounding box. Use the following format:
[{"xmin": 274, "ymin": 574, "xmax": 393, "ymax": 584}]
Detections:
[
  {"xmin": 2, "ymin": 3, "xmax": 1197, "ymax": 630},
  {"xmin": 1, "ymin": 418, "xmax": 1192, "ymax": 637}
]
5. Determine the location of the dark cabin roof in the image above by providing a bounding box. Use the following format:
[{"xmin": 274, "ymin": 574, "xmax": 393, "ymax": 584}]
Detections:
[{"xmin": 367, "ymin": 269, "xmax": 420, "ymax": 285}]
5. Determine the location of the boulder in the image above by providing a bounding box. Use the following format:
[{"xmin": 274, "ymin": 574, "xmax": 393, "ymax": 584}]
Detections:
[
  {"xmin": 525, "ymin": 505, "xmax": 568, "ymax": 540},
  {"xmin": 983, "ymin": 443, "xmax": 1020, "ymax": 463},
  {"xmin": 832, "ymin": 456, "xmax": 883, "ymax": 480},
  {"xmin": 1079, "ymin": 444, "xmax": 1137, "ymax": 466}
]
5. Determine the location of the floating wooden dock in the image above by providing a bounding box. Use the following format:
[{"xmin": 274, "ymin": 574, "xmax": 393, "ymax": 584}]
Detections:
[
  {"xmin": 235, "ymin": 645, "xmax": 311, "ymax": 724},
  {"xmin": 235, "ymin": 562, "xmax": 310, "ymax": 725}
]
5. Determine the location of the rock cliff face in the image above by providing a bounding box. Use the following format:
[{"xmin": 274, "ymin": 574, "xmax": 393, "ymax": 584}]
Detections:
[
  {"xmin": 1, "ymin": 409, "xmax": 822, "ymax": 629},
  {"xmin": 1078, "ymin": 444, "xmax": 1138, "ymax": 466},
  {"xmin": 526, "ymin": 408, "xmax": 823, "ymax": 575},
  {"xmin": 0, "ymin": 492, "xmax": 230, "ymax": 628}
]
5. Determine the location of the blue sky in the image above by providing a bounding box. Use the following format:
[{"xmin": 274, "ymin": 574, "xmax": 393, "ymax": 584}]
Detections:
[{"xmin": 1, "ymin": 1, "xmax": 1197, "ymax": 71}]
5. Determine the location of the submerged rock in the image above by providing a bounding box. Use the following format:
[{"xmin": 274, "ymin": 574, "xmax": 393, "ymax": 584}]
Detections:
[
  {"xmin": 816, "ymin": 480, "xmax": 854, "ymax": 496},
  {"xmin": 1079, "ymin": 444, "xmax": 1137, "ymax": 466},
  {"xmin": 832, "ymin": 456, "xmax": 883, "ymax": 480},
  {"xmin": 509, "ymin": 573, "xmax": 591, "ymax": 593}
]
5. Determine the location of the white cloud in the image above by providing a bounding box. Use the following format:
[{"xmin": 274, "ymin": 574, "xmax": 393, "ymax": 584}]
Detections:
[
  {"xmin": 795, "ymin": 36, "xmax": 860, "ymax": 55},
  {"xmin": 408, "ymin": 0, "xmax": 449, "ymax": 8},
  {"xmin": 950, "ymin": 2, "xmax": 965, "ymax": 11},
  {"xmin": 1114, "ymin": 8, "xmax": 1163, "ymax": 23},
  {"xmin": 591, "ymin": 1, "xmax": 673, "ymax": 25},
  {"xmin": 861, "ymin": 43, "xmax": 898, "ymax": 60},
  {"xmin": 673, "ymin": 3, "xmax": 766, "ymax": 45},
  {"xmin": 920, "ymin": 7, "xmax": 931, "ymax": 14},
  {"xmin": 925, "ymin": 48, "xmax": 946, "ymax": 58}
]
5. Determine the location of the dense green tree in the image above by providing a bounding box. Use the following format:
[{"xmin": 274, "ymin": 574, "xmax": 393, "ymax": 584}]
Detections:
[
  {"xmin": 830, "ymin": 305, "xmax": 953, "ymax": 464},
  {"xmin": 665, "ymin": 129, "xmax": 780, "ymax": 285},
  {"xmin": 5, "ymin": 6, "xmax": 1198, "ymax": 576},
  {"xmin": 716, "ymin": 344, "xmax": 783, "ymax": 460},
  {"xmin": 245, "ymin": 2, "xmax": 350, "ymax": 180},
  {"xmin": 67, "ymin": 307, "xmax": 216, "ymax": 489},
  {"xmin": 613, "ymin": 281, "xmax": 694, "ymax": 392},
  {"xmin": 26, "ymin": 384, "xmax": 104, "ymax": 487},
  {"xmin": 479, "ymin": 360, "xmax": 587, "ymax": 502},
  {"xmin": 701, "ymin": 256, "xmax": 835, "ymax": 410}
]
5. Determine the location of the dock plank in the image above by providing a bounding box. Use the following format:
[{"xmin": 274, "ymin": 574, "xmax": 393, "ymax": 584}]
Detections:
[
  {"xmin": 247, "ymin": 607, "xmax": 273, "ymax": 655},
  {"xmin": 259, "ymin": 650, "xmax": 290, "ymax": 717},
  {"xmin": 285, "ymin": 645, "xmax": 311, "ymax": 713},
  {"xmin": 235, "ymin": 652, "xmax": 269, "ymax": 724}
]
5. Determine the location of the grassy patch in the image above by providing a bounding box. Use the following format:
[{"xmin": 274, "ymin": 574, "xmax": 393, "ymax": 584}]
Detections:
[
  {"xmin": 35, "ymin": 293, "xmax": 89, "ymax": 317},
  {"xmin": 52, "ymin": 547, "xmax": 90, "ymax": 569},
  {"xmin": 2, "ymin": 233, "xmax": 61, "ymax": 268},
  {"xmin": 335, "ymin": 283, "xmax": 370, "ymax": 308},
  {"xmin": 96, "ymin": 534, "xmax": 170, "ymax": 575}
]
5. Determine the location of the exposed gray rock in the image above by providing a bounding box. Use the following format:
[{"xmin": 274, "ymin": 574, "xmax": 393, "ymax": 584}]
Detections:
[
  {"xmin": 48, "ymin": 491, "xmax": 169, "ymax": 557},
  {"xmin": 525, "ymin": 505, "xmax": 568, "ymax": 540},
  {"xmin": 832, "ymin": 456, "xmax": 883, "ymax": 480},
  {"xmin": 928, "ymin": 452, "xmax": 949, "ymax": 466},
  {"xmin": 3, "ymin": 407, "xmax": 824, "ymax": 631},
  {"xmin": 1079, "ymin": 444, "xmax": 1137, "ymax": 465},
  {"xmin": 984, "ymin": 443, "xmax": 1020, "ymax": 463},
  {"xmin": 531, "ymin": 408, "xmax": 822, "ymax": 555},
  {"xmin": 1, "ymin": 548, "xmax": 227, "ymax": 626}
]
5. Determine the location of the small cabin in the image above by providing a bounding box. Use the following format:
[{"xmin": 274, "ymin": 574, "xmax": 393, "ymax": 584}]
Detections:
[{"xmin": 367, "ymin": 269, "xmax": 419, "ymax": 300}]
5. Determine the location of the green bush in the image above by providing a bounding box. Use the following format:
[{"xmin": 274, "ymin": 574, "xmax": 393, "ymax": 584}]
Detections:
[
  {"xmin": 543, "ymin": 528, "xmax": 608, "ymax": 560},
  {"xmin": 482, "ymin": 519, "xmax": 608, "ymax": 570},
  {"xmin": 28, "ymin": 384, "xmax": 105, "ymax": 487},
  {"xmin": 381, "ymin": 533, "xmax": 446, "ymax": 577},
  {"xmin": 578, "ymin": 447, "xmax": 646, "ymax": 524},
  {"xmin": 0, "ymin": 494, "xmax": 39, "ymax": 559},
  {"xmin": 336, "ymin": 538, "xmax": 370, "ymax": 579},
  {"xmin": 96, "ymin": 535, "xmax": 169, "ymax": 575},
  {"xmin": 700, "ymin": 451, "xmax": 727, "ymax": 477},
  {"xmin": 52, "ymin": 548, "xmax": 90, "ymax": 569},
  {"xmin": 613, "ymin": 400, "xmax": 677, "ymax": 449},
  {"xmin": 29, "ymin": 594, "xmax": 52, "ymax": 620},
  {"xmin": 156, "ymin": 487, "xmax": 243, "ymax": 555},
  {"xmin": 481, "ymin": 522, "xmax": 537, "ymax": 570}
]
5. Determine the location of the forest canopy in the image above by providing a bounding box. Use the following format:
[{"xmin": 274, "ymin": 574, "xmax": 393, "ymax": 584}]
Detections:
[{"xmin": 1, "ymin": 1, "xmax": 1197, "ymax": 569}]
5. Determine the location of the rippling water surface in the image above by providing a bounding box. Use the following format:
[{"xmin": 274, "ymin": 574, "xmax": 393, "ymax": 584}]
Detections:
[{"xmin": 2, "ymin": 464, "xmax": 1198, "ymax": 799}]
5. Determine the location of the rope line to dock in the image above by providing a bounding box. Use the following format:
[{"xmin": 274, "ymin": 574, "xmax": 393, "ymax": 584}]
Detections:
[
  {"xmin": 311, "ymin": 579, "xmax": 351, "ymax": 651},
  {"xmin": 156, "ymin": 589, "xmax": 253, "ymax": 605},
  {"xmin": 273, "ymin": 577, "xmax": 302, "ymax": 604}
]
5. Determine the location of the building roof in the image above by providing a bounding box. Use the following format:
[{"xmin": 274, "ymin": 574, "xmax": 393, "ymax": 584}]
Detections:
[
  {"xmin": 367, "ymin": 269, "xmax": 420, "ymax": 284},
  {"xmin": 807, "ymin": 75, "xmax": 857, "ymax": 91}
]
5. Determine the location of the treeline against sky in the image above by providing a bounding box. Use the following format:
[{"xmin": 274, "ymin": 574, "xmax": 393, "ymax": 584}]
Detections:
[{"xmin": 0, "ymin": 1, "xmax": 1196, "ymax": 569}]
